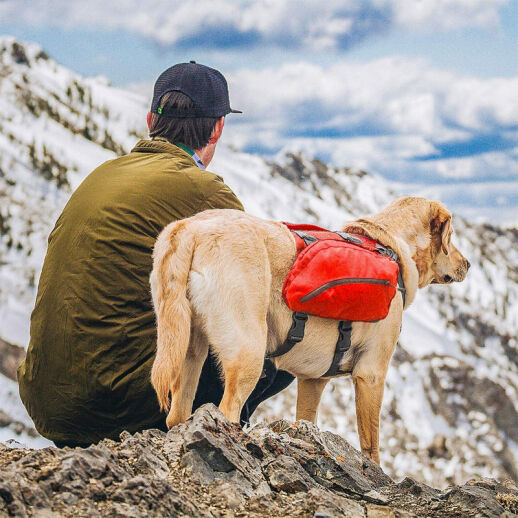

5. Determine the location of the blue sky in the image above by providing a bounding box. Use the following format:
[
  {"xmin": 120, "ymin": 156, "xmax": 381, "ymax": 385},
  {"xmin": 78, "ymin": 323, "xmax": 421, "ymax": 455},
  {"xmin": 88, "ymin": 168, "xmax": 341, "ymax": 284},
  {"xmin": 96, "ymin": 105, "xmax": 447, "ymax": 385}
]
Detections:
[{"xmin": 1, "ymin": 0, "xmax": 518, "ymax": 223}]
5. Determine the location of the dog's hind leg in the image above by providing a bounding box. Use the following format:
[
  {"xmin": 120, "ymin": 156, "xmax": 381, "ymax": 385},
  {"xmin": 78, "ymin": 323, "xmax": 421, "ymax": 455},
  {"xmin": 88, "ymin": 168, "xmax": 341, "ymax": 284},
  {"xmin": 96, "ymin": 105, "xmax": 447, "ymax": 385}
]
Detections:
[
  {"xmin": 189, "ymin": 231, "xmax": 272, "ymax": 423},
  {"xmin": 296, "ymin": 378, "xmax": 329, "ymax": 423},
  {"xmin": 166, "ymin": 326, "xmax": 209, "ymax": 428},
  {"xmin": 217, "ymin": 329, "xmax": 267, "ymax": 423},
  {"xmin": 207, "ymin": 296, "xmax": 268, "ymax": 423}
]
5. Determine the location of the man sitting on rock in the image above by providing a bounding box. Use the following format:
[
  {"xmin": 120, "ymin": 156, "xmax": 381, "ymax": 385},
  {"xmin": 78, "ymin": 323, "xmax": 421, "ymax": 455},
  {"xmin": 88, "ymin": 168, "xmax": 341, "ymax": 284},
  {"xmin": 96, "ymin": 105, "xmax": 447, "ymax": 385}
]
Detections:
[{"xmin": 18, "ymin": 62, "xmax": 294, "ymax": 447}]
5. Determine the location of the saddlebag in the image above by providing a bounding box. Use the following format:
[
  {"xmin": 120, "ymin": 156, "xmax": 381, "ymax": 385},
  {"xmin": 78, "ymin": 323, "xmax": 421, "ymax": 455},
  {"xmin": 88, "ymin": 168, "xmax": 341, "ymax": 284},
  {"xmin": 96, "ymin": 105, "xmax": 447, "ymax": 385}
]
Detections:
[{"xmin": 282, "ymin": 224, "xmax": 402, "ymax": 322}]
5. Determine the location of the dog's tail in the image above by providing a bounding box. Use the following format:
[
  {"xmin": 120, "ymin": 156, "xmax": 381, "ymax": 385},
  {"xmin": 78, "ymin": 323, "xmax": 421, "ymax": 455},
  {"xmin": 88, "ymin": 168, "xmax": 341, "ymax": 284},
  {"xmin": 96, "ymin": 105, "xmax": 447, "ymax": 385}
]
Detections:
[{"xmin": 150, "ymin": 220, "xmax": 194, "ymax": 412}]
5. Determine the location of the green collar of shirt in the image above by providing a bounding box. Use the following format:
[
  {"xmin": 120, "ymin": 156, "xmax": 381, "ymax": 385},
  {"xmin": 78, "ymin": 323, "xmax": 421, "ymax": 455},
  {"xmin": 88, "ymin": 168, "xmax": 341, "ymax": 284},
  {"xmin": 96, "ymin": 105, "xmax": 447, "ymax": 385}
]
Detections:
[{"xmin": 151, "ymin": 138, "xmax": 205, "ymax": 170}]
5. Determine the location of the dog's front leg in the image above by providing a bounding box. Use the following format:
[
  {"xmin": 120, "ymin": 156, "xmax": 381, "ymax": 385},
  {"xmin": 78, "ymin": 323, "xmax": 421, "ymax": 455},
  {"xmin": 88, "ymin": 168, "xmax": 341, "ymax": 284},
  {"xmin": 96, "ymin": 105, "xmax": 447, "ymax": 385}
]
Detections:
[
  {"xmin": 296, "ymin": 378, "xmax": 329, "ymax": 423},
  {"xmin": 352, "ymin": 373, "xmax": 385, "ymax": 464}
]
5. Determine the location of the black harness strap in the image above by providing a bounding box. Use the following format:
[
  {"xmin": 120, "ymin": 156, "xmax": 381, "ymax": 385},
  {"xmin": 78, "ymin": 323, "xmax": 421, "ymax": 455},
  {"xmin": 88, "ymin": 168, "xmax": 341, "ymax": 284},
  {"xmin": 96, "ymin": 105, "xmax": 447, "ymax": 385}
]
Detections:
[
  {"xmin": 377, "ymin": 243, "xmax": 406, "ymax": 307},
  {"xmin": 335, "ymin": 231, "xmax": 363, "ymax": 244},
  {"xmin": 397, "ymin": 269, "xmax": 406, "ymax": 307},
  {"xmin": 322, "ymin": 320, "xmax": 353, "ymax": 377},
  {"xmin": 375, "ymin": 243, "xmax": 398, "ymax": 261},
  {"xmin": 266, "ymin": 312, "xmax": 308, "ymax": 359}
]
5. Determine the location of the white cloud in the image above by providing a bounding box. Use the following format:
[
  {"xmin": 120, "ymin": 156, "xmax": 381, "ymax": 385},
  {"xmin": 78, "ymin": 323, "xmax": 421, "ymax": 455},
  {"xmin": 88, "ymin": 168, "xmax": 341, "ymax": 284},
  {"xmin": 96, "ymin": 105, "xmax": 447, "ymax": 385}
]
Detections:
[
  {"xmin": 227, "ymin": 57, "xmax": 518, "ymax": 134},
  {"xmin": 392, "ymin": 0, "xmax": 506, "ymax": 30},
  {"xmin": 217, "ymin": 57, "xmax": 518, "ymax": 186},
  {"xmin": 67, "ymin": 52, "xmax": 518, "ymax": 214},
  {"xmin": 0, "ymin": 0, "xmax": 508, "ymax": 50}
]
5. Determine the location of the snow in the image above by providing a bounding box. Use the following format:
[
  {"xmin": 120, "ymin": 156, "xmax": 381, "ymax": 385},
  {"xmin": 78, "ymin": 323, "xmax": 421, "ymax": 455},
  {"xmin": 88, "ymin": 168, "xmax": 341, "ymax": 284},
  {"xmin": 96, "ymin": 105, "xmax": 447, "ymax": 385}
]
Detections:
[
  {"xmin": 1, "ymin": 37, "xmax": 517, "ymax": 487},
  {"xmin": 0, "ymin": 373, "xmax": 52, "ymax": 448}
]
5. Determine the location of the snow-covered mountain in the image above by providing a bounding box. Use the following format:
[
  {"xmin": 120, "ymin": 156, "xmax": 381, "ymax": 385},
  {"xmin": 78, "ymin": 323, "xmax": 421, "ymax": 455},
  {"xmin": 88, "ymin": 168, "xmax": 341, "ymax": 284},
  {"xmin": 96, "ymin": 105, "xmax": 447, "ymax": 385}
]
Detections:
[{"xmin": 1, "ymin": 37, "xmax": 517, "ymax": 489}]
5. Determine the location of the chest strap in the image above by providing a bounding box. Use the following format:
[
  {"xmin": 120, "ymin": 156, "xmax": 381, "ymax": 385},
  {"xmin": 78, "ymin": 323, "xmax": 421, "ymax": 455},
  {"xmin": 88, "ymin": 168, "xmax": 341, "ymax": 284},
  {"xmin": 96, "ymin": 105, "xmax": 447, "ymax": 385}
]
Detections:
[
  {"xmin": 266, "ymin": 312, "xmax": 308, "ymax": 359},
  {"xmin": 322, "ymin": 321, "xmax": 353, "ymax": 377},
  {"xmin": 397, "ymin": 269, "xmax": 406, "ymax": 307}
]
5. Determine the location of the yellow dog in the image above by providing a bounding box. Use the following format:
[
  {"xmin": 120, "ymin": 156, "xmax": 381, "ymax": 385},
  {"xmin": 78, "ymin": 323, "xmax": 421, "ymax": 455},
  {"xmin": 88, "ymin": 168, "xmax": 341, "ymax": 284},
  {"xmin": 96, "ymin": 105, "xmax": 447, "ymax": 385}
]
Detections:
[{"xmin": 150, "ymin": 197, "xmax": 469, "ymax": 464}]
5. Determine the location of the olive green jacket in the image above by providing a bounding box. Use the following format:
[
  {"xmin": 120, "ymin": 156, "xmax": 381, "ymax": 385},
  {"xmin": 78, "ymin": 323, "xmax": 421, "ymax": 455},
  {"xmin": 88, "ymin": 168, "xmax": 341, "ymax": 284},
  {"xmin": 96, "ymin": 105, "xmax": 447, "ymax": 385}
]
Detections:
[{"xmin": 18, "ymin": 139, "xmax": 244, "ymax": 444}]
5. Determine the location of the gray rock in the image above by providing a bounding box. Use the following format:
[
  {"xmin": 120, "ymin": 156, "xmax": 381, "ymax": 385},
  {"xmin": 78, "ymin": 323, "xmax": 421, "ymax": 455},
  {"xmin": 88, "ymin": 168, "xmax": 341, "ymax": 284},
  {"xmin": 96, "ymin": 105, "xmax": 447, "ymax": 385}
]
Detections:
[
  {"xmin": 265, "ymin": 455, "xmax": 316, "ymax": 493},
  {"xmin": 307, "ymin": 487, "xmax": 365, "ymax": 517},
  {"xmin": 180, "ymin": 405, "xmax": 270, "ymax": 497},
  {"xmin": 0, "ymin": 404, "xmax": 516, "ymax": 517},
  {"xmin": 0, "ymin": 337, "xmax": 25, "ymax": 382}
]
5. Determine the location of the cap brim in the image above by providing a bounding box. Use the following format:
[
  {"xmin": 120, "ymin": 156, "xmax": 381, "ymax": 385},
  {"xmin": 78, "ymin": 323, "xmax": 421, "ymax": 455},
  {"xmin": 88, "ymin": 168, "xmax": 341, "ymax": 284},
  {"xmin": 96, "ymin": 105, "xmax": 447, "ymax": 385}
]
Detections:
[{"xmin": 229, "ymin": 109, "xmax": 242, "ymax": 114}]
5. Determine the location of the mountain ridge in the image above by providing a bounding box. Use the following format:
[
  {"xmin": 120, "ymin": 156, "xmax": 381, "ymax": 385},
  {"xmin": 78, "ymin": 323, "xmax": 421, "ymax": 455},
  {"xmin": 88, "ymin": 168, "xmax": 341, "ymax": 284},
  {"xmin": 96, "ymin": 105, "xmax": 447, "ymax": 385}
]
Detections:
[{"xmin": 0, "ymin": 37, "xmax": 517, "ymax": 489}]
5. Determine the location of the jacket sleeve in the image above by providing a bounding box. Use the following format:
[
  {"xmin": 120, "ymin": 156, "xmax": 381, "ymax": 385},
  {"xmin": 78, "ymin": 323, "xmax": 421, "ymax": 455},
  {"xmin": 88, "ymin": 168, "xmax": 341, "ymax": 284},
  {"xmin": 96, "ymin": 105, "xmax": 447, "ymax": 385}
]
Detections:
[{"xmin": 203, "ymin": 183, "xmax": 245, "ymax": 212}]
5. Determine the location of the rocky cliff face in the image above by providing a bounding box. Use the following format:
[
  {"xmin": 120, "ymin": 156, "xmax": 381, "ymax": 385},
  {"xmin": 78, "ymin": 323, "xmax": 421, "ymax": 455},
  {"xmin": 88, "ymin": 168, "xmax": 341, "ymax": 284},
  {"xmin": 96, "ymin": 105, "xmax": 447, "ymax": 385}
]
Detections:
[
  {"xmin": 1, "ymin": 405, "xmax": 518, "ymax": 518},
  {"xmin": 1, "ymin": 37, "xmax": 517, "ymax": 489}
]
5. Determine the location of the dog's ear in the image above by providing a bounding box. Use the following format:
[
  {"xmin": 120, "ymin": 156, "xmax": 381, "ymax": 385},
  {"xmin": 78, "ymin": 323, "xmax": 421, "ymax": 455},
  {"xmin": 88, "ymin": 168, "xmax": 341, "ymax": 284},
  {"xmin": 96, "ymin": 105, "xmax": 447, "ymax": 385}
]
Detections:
[
  {"xmin": 440, "ymin": 216, "xmax": 452, "ymax": 255},
  {"xmin": 431, "ymin": 203, "xmax": 452, "ymax": 256}
]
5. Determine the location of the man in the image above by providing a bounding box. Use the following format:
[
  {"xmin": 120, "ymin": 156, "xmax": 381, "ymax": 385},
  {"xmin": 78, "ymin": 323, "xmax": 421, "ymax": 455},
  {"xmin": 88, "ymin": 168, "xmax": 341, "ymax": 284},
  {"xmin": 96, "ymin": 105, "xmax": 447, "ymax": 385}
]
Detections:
[{"xmin": 18, "ymin": 62, "xmax": 294, "ymax": 447}]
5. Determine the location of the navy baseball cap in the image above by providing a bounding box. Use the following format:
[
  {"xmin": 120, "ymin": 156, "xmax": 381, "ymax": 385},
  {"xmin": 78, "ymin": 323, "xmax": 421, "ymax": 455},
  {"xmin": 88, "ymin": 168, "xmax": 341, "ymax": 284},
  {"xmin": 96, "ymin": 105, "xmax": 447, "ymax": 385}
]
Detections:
[{"xmin": 151, "ymin": 61, "xmax": 242, "ymax": 118}]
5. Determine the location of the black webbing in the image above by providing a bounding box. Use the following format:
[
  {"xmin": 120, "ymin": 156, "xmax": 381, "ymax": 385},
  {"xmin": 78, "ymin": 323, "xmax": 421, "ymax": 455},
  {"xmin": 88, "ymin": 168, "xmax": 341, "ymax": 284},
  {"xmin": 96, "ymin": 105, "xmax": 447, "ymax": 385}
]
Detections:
[
  {"xmin": 266, "ymin": 312, "xmax": 308, "ymax": 359},
  {"xmin": 376, "ymin": 242, "xmax": 406, "ymax": 308},
  {"xmin": 335, "ymin": 231, "xmax": 362, "ymax": 244},
  {"xmin": 292, "ymin": 231, "xmax": 318, "ymax": 246},
  {"xmin": 397, "ymin": 269, "xmax": 406, "ymax": 307},
  {"xmin": 322, "ymin": 320, "xmax": 353, "ymax": 377}
]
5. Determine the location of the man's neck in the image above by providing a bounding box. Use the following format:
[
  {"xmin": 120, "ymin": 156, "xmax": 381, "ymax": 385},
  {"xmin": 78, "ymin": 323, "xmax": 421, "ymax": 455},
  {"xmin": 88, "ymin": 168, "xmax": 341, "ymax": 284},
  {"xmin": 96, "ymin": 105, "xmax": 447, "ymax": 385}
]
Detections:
[
  {"xmin": 171, "ymin": 142, "xmax": 201, "ymax": 168},
  {"xmin": 194, "ymin": 143, "xmax": 216, "ymax": 167},
  {"xmin": 151, "ymin": 137, "xmax": 216, "ymax": 168}
]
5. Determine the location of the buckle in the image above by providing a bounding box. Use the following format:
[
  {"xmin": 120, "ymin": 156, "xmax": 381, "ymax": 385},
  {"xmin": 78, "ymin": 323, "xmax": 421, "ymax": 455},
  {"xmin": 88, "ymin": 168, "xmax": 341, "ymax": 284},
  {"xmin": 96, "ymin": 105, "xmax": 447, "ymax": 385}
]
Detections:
[
  {"xmin": 376, "ymin": 244, "xmax": 399, "ymax": 262},
  {"xmin": 335, "ymin": 232, "xmax": 363, "ymax": 244},
  {"xmin": 336, "ymin": 321, "xmax": 352, "ymax": 353},
  {"xmin": 289, "ymin": 312, "xmax": 308, "ymax": 342},
  {"xmin": 293, "ymin": 231, "xmax": 318, "ymax": 246}
]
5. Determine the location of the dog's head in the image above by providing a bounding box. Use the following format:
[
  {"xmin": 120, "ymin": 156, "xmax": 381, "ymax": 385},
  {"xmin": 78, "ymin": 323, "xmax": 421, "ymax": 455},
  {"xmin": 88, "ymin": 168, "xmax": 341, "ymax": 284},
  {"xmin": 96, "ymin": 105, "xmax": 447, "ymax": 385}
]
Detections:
[{"xmin": 413, "ymin": 200, "xmax": 470, "ymax": 288}]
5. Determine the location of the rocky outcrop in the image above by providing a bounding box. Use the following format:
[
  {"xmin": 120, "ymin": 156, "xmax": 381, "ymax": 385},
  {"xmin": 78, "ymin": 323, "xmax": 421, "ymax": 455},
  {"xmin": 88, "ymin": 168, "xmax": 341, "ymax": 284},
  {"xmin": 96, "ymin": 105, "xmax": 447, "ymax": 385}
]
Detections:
[{"xmin": 1, "ymin": 405, "xmax": 517, "ymax": 517}]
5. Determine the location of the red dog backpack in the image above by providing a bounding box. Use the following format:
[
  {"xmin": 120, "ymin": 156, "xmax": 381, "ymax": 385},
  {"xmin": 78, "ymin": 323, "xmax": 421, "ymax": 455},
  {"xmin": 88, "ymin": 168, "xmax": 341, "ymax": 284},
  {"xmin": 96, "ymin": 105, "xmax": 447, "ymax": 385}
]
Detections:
[
  {"xmin": 282, "ymin": 223, "xmax": 404, "ymax": 322},
  {"xmin": 267, "ymin": 223, "xmax": 406, "ymax": 378}
]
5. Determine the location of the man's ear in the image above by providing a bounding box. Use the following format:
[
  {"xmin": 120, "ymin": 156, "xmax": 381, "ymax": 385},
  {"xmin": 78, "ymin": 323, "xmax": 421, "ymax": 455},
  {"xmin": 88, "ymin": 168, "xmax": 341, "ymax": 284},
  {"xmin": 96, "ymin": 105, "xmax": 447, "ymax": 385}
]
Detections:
[
  {"xmin": 431, "ymin": 203, "xmax": 452, "ymax": 256},
  {"xmin": 147, "ymin": 112, "xmax": 152, "ymax": 130},
  {"xmin": 210, "ymin": 117, "xmax": 225, "ymax": 144}
]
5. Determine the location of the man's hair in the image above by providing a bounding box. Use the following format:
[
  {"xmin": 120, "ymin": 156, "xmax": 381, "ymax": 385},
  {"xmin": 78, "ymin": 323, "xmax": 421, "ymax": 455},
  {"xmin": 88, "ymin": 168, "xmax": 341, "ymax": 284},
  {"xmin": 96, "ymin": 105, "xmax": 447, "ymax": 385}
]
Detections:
[{"xmin": 148, "ymin": 91, "xmax": 220, "ymax": 150}]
